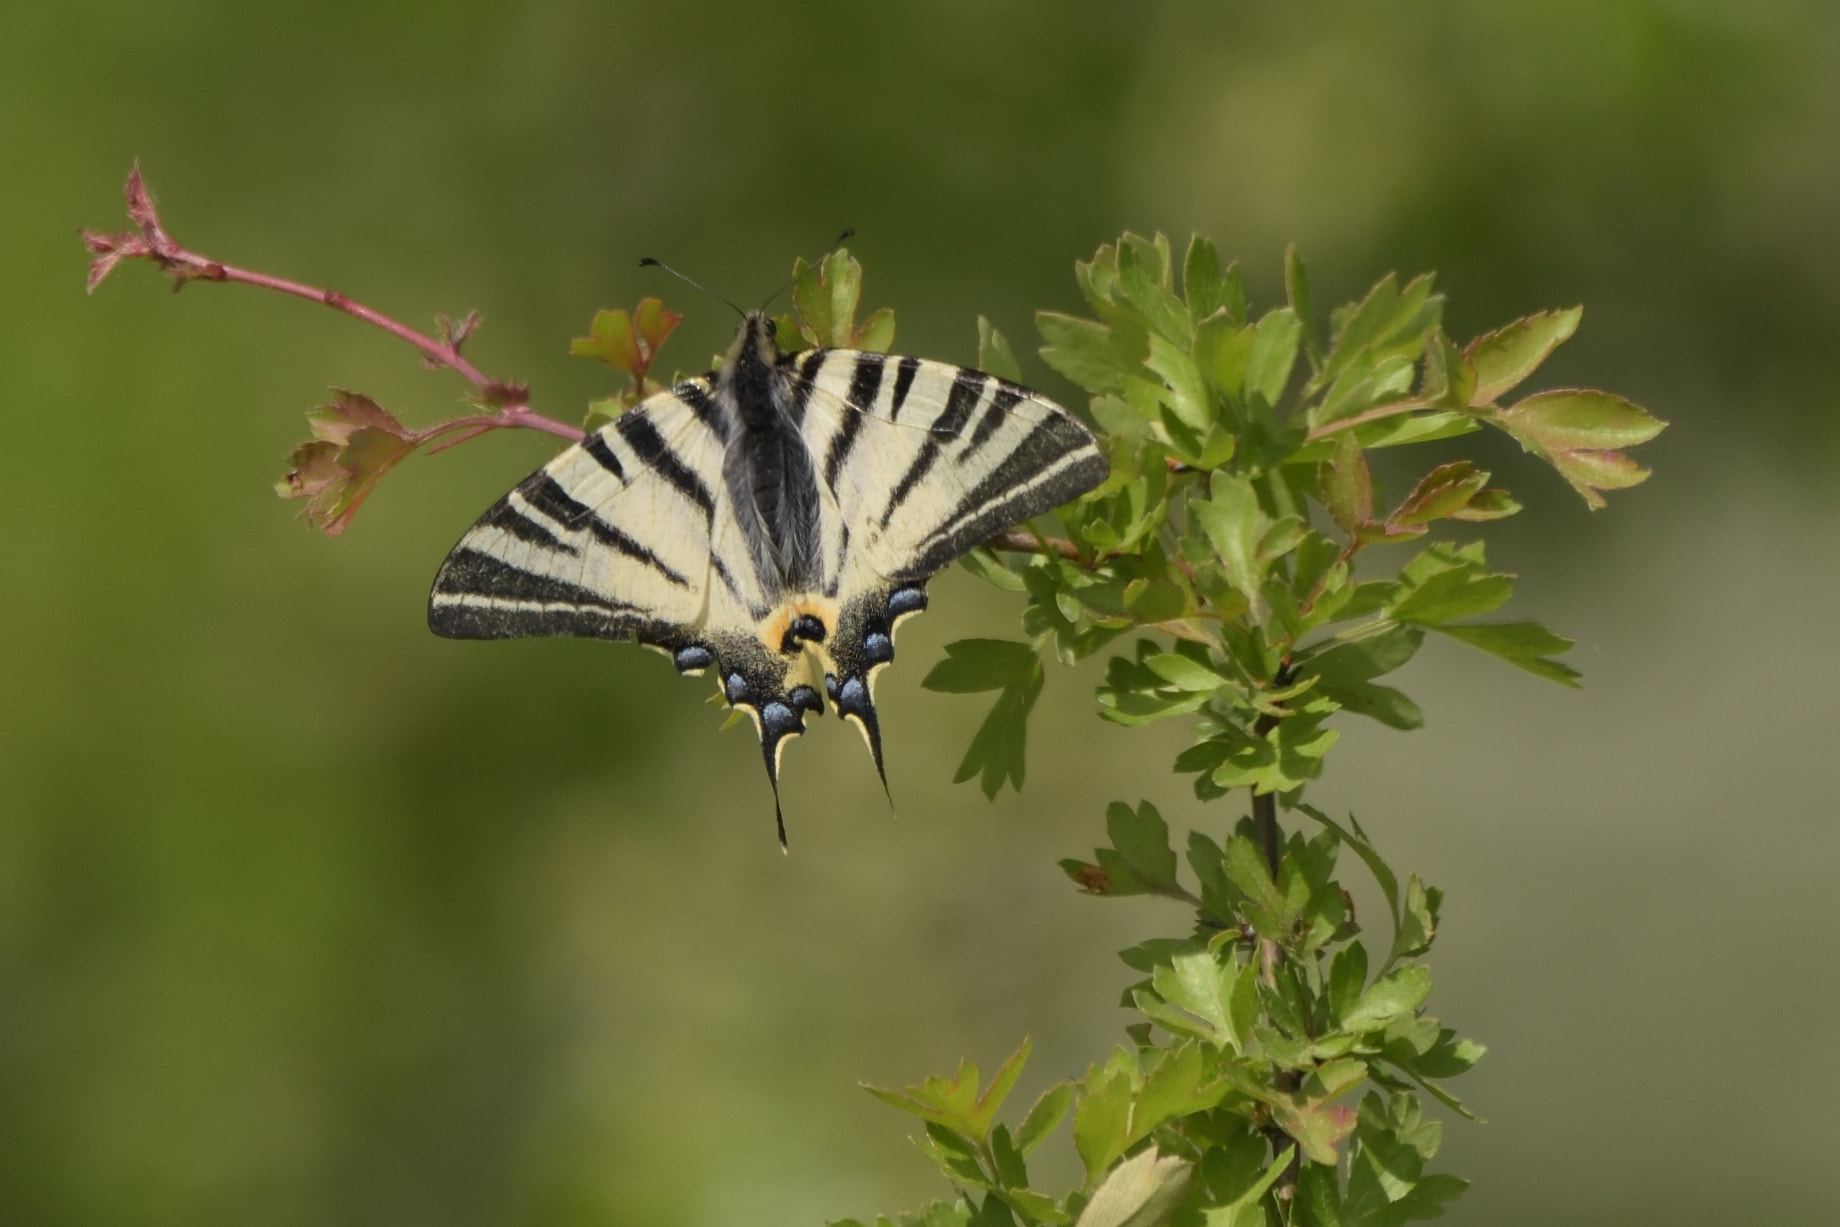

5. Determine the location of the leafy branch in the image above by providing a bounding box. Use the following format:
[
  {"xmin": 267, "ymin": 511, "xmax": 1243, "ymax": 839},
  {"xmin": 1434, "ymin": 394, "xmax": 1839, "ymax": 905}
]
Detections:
[
  {"xmin": 82, "ymin": 165, "xmax": 640, "ymax": 534},
  {"xmin": 853, "ymin": 233, "xmax": 1661, "ymax": 1227}
]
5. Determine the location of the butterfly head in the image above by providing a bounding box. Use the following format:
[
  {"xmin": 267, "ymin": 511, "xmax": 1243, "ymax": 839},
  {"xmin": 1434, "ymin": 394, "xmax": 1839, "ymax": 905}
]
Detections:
[{"xmin": 720, "ymin": 312, "xmax": 787, "ymax": 412}]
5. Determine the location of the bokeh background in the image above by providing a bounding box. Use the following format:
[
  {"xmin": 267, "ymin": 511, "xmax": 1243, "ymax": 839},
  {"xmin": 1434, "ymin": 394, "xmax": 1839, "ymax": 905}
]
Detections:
[{"xmin": 6, "ymin": 2, "xmax": 1838, "ymax": 1224}]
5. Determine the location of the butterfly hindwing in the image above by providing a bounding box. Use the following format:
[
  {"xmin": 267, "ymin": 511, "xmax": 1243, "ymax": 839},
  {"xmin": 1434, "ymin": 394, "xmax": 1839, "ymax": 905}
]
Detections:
[
  {"xmin": 429, "ymin": 312, "xmax": 1108, "ymax": 842},
  {"xmin": 784, "ymin": 348, "xmax": 1109, "ymax": 785}
]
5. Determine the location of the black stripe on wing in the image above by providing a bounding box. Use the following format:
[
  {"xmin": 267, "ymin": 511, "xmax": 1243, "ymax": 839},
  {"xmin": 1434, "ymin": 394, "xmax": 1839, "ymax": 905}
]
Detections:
[
  {"xmin": 907, "ymin": 414, "xmax": 1109, "ymax": 576},
  {"xmin": 515, "ymin": 473, "xmax": 693, "ymax": 588},
  {"xmin": 429, "ymin": 548, "xmax": 644, "ymax": 641},
  {"xmin": 877, "ymin": 369, "xmax": 987, "ymax": 529},
  {"xmin": 616, "ymin": 412, "xmax": 717, "ymax": 521}
]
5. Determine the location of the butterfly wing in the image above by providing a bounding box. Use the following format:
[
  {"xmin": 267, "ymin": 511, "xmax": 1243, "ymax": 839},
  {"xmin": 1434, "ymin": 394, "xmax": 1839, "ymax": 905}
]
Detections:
[
  {"xmin": 784, "ymin": 348, "xmax": 1110, "ymax": 782},
  {"xmin": 428, "ymin": 373, "xmax": 828, "ymax": 842},
  {"xmin": 428, "ymin": 379, "xmax": 728, "ymax": 647}
]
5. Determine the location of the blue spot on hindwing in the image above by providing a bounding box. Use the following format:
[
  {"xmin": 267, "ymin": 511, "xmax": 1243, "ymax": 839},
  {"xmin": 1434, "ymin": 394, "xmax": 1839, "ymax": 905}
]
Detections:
[{"xmin": 887, "ymin": 587, "xmax": 927, "ymax": 618}]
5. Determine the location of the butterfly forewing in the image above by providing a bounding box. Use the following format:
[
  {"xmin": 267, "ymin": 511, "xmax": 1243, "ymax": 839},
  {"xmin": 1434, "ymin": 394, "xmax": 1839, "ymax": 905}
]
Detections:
[{"xmin": 427, "ymin": 379, "xmax": 723, "ymax": 643}]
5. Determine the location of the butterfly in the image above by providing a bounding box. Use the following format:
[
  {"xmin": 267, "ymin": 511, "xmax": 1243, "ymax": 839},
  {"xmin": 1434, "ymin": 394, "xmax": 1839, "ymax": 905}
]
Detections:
[{"xmin": 428, "ymin": 310, "xmax": 1108, "ymax": 843}]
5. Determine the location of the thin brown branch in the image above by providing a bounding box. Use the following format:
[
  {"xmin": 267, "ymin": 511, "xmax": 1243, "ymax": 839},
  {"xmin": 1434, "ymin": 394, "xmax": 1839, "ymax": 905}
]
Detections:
[
  {"xmin": 82, "ymin": 164, "xmax": 585, "ymax": 446},
  {"xmin": 983, "ymin": 529, "xmax": 1084, "ymax": 560}
]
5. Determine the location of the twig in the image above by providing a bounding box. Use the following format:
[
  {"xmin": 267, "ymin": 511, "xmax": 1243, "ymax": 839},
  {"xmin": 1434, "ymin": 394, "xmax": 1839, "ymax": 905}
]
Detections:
[{"xmin": 81, "ymin": 163, "xmax": 585, "ymax": 445}]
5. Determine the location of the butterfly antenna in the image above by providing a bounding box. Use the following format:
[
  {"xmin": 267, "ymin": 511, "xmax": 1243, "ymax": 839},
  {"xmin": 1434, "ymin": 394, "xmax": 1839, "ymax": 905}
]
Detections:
[
  {"xmin": 755, "ymin": 227, "xmax": 857, "ymax": 314},
  {"xmin": 638, "ymin": 256, "xmax": 746, "ymax": 320}
]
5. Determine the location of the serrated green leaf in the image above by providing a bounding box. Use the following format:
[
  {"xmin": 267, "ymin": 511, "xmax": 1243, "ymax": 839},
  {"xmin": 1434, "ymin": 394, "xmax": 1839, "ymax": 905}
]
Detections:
[
  {"xmin": 1133, "ymin": 1041, "xmax": 1224, "ymax": 1138},
  {"xmin": 1244, "ymin": 307, "xmax": 1300, "ymax": 407},
  {"xmin": 1327, "ymin": 942, "xmax": 1370, "ymax": 1024},
  {"xmin": 923, "ymin": 639, "xmax": 1040, "ymax": 693},
  {"xmin": 1183, "ymin": 235, "xmax": 1227, "ymax": 321},
  {"xmin": 1343, "ymin": 965, "xmax": 1432, "ymax": 1032},
  {"xmin": 1101, "ymin": 800, "xmax": 1185, "ymax": 896},
  {"xmin": 1148, "ymin": 952, "xmax": 1237, "ymax": 1047},
  {"xmin": 1191, "ymin": 471, "xmax": 1264, "ymax": 607},
  {"xmin": 1270, "ymin": 1096, "xmax": 1357, "ymax": 1166},
  {"xmin": 951, "ymin": 661, "xmax": 1045, "ymax": 797},
  {"xmin": 978, "ymin": 316, "xmax": 1023, "ymax": 383},
  {"xmin": 1390, "ymin": 461, "xmax": 1490, "ymax": 527},
  {"xmin": 1038, "ymin": 311, "xmax": 1148, "ymax": 396},
  {"xmin": 1075, "ymin": 1062, "xmax": 1136, "ymax": 1183},
  {"xmin": 1389, "ymin": 567, "xmax": 1513, "ymax": 626},
  {"xmin": 1143, "ymin": 653, "xmax": 1230, "ymax": 692},
  {"xmin": 1222, "ymin": 835, "xmax": 1295, "ymax": 938},
  {"xmin": 1500, "ymin": 388, "xmax": 1666, "ymax": 452},
  {"xmin": 1075, "ymin": 1147, "xmax": 1192, "ymax": 1227},
  {"xmin": 1467, "ymin": 307, "xmax": 1581, "ymax": 403},
  {"xmin": 1434, "ymin": 621, "xmax": 1580, "ymax": 685},
  {"xmin": 1285, "ymin": 244, "xmax": 1321, "ymax": 370},
  {"xmin": 1321, "ymin": 432, "xmax": 1372, "ymax": 535},
  {"xmin": 1016, "ymin": 1083, "xmax": 1076, "ymax": 1157}
]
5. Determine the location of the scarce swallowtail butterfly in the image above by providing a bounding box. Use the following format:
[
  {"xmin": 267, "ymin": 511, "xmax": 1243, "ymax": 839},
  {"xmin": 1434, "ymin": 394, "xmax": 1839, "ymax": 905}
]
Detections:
[{"xmin": 428, "ymin": 310, "xmax": 1108, "ymax": 844}]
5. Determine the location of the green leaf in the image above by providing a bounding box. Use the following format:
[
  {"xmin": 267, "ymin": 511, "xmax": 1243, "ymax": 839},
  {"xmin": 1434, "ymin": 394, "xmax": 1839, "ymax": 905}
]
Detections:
[
  {"xmin": 1190, "ymin": 471, "xmax": 1265, "ymax": 608},
  {"xmin": 1327, "ymin": 941, "xmax": 1370, "ymax": 1024},
  {"xmin": 1133, "ymin": 1041, "xmax": 1226, "ymax": 1137},
  {"xmin": 1389, "ymin": 461, "xmax": 1491, "ymax": 527},
  {"xmin": 923, "ymin": 639, "xmax": 1040, "ymax": 693},
  {"xmin": 1221, "ymin": 835, "xmax": 1297, "ymax": 939},
  {"xmin": 951, "ymin": 661, "xmax": 1045, "ymax": 797},
  {"xmin": 1270, "ymin": 1095, "xmax": 1358, "ymax": 1166},
  {"xmin": 1244, "ymin": 307, "xmax": 1301, "ymax": 407},
  {"xmin": 1016, "ymin": 1083, "xmax": 1076, "ymax": 1157},
  {"xmin": 1285, "ymin": 244, "xmax": 1322, "ymax": 371},
  {"xmin": 1499, "ymin": 388, "xmax": 1666, "ymax": 452},
  {"xmin": 1342, "ymin": 965, "xmax": 1432, "ymax": 1032},
  {"xmin": 569, "ymin": 299, "xmax": 683, "ymax": 379},
  {"xmin": 1466, "ymin": 307, "xmax": 1581, "ymax": 404},
  {"xmin": 1419, "ymin": 327, "xmax": 1477, "ymax": 409},
  {"xmin": 864, "ymin": 1039, "xmax": 1033, "ymax": 1144},
  {"xmin": 1147, "ymin": 952, "xmax": 1239, "ymax": 1048},
  {"xmin": 856, "ymin": 307, "xmax": 897, "ymax": 354},
  {"xmin": 1074, "ymin": 1055, "xmax": 1137, "ymax": 1183},
  {"xmin": 1495, "ymin": 388, "xmax": 1665, "ymax": 508},
  {"xmin": 1115, "ymin": 232, "xmax": 1191, "ymax": 344},
  {"xmin": 1145, "ymin": 334, "xmax": 1210, "ymax": 431},
  {"xmin": 277, "ymin": 391, "xmax": 421, "ymax": 537},
  {"xmin": 1321, "ymin": 432, "xmax": 1372, "ymax": 535},
  {"xmin": 792, "ymin": 248, "xmax": 870, "ymax": 347},
  {"xmin": 1097, "ymin": 800, "xmax": 1187, "ymax": 897},
  {"xmin": 957, "ymin": 547, "xmax": 1030, "ymax": 593},
  {"xmin": 1143, "ymin": 653, "xmax": 1230, "ymax": 692},
  {"xmin": 1389, "ymin": 563, "xmax": 1513, "ymax": 626},
  {"xmin": 1434, "ymin": 621, "xmax": 1580, "ymax": 685},
  {"xmin": 827, "ymin": 1202, "xmax": 975, "ymax": 1227},
  {"xmin": 1199, "ymin": 1146, "xmax": 1291, "ymax": 1227},
  {"xmin": 1183, "ymin": 235, "xmax": 1236, "ymax": 323},
  {"xmin": 978, "ymin": 316, "xmax": 1024, "ymax": 383},
  {"xmin": 1038, "ymin": 311, "xmax": 1146, "ymax": 396},
  {"xmin": 1074, "ymin": 1147, "xmax": 1192, "ymax": 1227}
]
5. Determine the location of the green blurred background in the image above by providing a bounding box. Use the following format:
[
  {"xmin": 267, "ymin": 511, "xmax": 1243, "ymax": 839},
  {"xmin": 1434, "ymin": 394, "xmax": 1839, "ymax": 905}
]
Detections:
[{"xmin": 6, "ymin": 2, "xmax": 1838, "ymax": 1223}]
